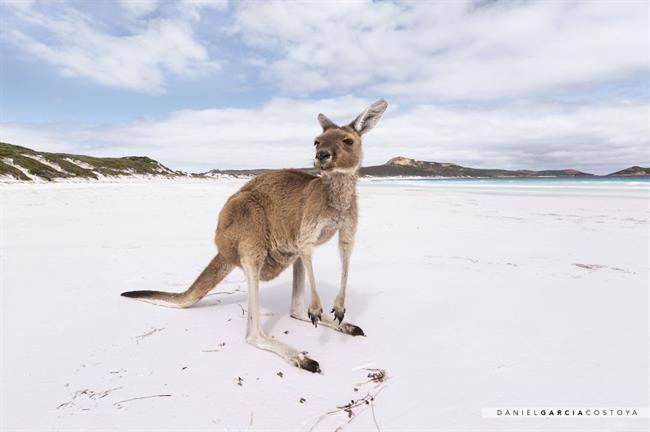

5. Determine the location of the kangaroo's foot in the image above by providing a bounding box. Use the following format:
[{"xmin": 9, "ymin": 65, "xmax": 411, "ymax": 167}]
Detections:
[
  {"xmin": 291, "ymin": 312, "xmax": 365, "ymax": 337},
  {"xmin": 331, "ymin": 303, "xmax": 346, "ymax": 324},
  {"xmin": 246, "ymin": 334, "xmax": 321, "ymax": 373},
  {"xmin": 307, "ymin": 302, "xmax": 323, "ymax": 327}
]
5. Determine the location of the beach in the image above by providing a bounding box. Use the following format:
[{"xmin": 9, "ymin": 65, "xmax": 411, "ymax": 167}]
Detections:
[{"xmin": 1, "ymin": 178, "xmax": 648, "ymax": 431}]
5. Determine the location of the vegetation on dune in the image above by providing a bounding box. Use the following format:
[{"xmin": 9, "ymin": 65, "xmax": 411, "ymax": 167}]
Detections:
[
  {"xmin": 0, "ymin": 159, "xmax": 31, "ymax": 180},
  {"xmin": 10, "ymin": 154, "xmax": 71, "ymax": 180},
  {"xmin": 73, "ymin": 155, "xmax": 174, "ymax": 176},
  {"xmin": 0, "ymin": 142, "xmax": 181, "ymax": 181},
  {"xmin": 43, "ymin": 156, "xmax": 98, "ymax": 179},
  {"xmin": 0, "ymin": 143, "xmax": 36, "ymax": 157}
]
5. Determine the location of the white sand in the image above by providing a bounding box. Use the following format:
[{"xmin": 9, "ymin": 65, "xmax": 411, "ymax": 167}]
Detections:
[{"xmin": 1, "ymin": 179, "xmax": 648, "ymax": 431}]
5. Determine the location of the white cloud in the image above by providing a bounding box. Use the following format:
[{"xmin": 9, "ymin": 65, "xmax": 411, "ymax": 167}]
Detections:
[
  {"xmin": 1, "ymin": 0, "xmax": 36, "ymax": 11},
  {"xmin": 3, "ymin": 1, "xmax": 646, "ymax": 100},
  {"xmin": 231, "ymin": 0, "xmax": 650, "ymax": 100},
  {"xmin": 119, "ymin": 0, "xmax": 159, "ymax": 18},
  {"xmin": 2, "ymin": 4, "xmax": 219, "ymax": 93},
  {"xmin": 2, "ymin": 98, "xmax": 648, "ymax": 175},
  {"xmin": 0, "ymin": 2, "xmax": 647, "ymax": 175},
  {"xmin": 179, "ymin": 0, "xmax": 228, "ymax": 20}
]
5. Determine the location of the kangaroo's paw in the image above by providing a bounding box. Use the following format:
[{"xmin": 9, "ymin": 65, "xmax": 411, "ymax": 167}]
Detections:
[
  {"xmin": 293, "ymin": 353, "xmax": 322, "ymax": 374},
  {"xmin": 307, "ymin": 305, "xmax": 323, "ymax": 327},
  {"xmin": 331, "ymin": 305, "xmax": 346, "ymax": 324}
]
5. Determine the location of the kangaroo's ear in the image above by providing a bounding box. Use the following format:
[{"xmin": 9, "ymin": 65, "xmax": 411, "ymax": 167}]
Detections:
[
  {"xmin": 351, "ymin": 99, "xmax": 388, "ymax": 135},
  {"xmin": 318, "ymin": 113, "xmax": 338, "ymax": 131}
]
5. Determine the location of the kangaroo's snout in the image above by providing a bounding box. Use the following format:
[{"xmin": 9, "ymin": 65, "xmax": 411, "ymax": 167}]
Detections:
[{"xmin": 316, "ymin": 150, "xmax": 332, "ymax": 161}]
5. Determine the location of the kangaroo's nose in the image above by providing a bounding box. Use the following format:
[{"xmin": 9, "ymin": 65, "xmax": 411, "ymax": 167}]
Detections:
[{"xmin": 316, "ymin": 150, "xmax": 332, "ymax": 161}]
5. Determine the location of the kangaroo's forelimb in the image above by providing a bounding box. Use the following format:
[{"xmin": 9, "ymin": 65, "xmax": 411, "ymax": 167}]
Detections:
[
  {"xmin": 121, "ymin": 253, "xmax": 233, "ymax": 308},
  {"xmin": 332, "ymin": 211, "xmax": 357, "ymax": 323}
]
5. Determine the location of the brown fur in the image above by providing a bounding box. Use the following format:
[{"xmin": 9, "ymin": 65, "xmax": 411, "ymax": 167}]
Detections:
[
  {"xmin": 122, "ymin": 99, "xmax": 388, "ymax": 373},
  {"xmin": 216, "ymin": 168, "xmax": 356, "ymax": 279}
]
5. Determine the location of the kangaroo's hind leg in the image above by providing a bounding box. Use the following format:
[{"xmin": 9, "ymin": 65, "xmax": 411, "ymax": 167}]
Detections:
[
  {"xmin": 290, "ymin": 259, "xmax": 365, "ymax": 336},
  {"xmin": 242, "ymin": 254, "xmax": 321, "ymax": 373}
]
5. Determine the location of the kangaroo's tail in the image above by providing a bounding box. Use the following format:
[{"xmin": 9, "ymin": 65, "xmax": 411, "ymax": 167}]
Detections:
[{"xmin": 121, "ymin": 253, "xmax": 233, "ymax": 308}]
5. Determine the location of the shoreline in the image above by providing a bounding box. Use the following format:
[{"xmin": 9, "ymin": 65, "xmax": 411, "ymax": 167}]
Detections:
[{"xmin": 1, "ymin": 174, "xmax": 648, "ymax": 186}]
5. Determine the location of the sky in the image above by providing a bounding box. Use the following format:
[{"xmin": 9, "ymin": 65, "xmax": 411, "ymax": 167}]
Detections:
[{"xmin": 0, "ymin": 0, "xmax": 648, "ymax": 174}]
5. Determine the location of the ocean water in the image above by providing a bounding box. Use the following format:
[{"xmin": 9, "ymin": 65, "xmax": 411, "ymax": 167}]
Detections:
[{"xmin": 368, "ymin": 176, "xmax": 650, "ymax": 187}]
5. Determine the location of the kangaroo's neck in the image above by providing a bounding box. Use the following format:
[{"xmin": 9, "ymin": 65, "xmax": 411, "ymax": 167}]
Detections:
[{"xmin": 320, "ymin": 170, "xmax": 357, "ymax": 212}]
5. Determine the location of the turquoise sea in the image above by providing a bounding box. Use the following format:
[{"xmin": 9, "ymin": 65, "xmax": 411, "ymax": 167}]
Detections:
[{"xmin": 368, "ymin": 176, "xmax": 650, "ymax": 186}]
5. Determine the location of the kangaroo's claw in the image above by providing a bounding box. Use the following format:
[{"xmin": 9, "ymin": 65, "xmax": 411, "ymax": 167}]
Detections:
[
  {"xmin": 331, "ymin": 307, "xmax": 345, "ymax": 324},
  {"xmin": 307, "ymin": 308, "xmax": 322, "ymax": 327}
]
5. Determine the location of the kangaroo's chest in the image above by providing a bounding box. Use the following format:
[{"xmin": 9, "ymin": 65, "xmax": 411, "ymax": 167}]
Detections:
[
  {"xmin": 314, "ymin": 205, "xmax": 353, "ymax": 245},
  {"xmin": 296, "ymin": 173, "xmax": 357, "ymax": 248},
  {"xmin": 315, "ymin": 218, "xmax": 340, "ymax": 245}
]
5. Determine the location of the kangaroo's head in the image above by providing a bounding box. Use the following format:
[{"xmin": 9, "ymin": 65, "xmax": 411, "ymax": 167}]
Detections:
[{"xmin": 313, "ymin": 99, "xmax": 388, "ymax": 173}]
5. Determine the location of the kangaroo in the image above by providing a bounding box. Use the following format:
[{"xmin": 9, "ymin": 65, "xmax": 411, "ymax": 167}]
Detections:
[{"xmin": 121, "ymin": 99, "xmax": 388, "ymax": 373}]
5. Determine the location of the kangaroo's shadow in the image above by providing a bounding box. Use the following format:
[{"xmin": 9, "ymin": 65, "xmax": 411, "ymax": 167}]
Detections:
[{"xmin": 192, "ymin": 276, "xmax": 372, "ymax": 346}]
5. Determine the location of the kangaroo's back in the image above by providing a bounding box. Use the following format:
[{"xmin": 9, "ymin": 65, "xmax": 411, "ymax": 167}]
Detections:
[
  {"xmin": 240, "ymin": 168, "xmax": 317, "ymax": 198},
  {"xmin": 235, "ymin": 168, "xmax": 318, "ymax": 238}
]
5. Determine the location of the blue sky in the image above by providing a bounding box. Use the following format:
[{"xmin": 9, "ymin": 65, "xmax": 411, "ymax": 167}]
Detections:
[{"xmin": 1, "ymin": 0, "xmax": 648, "ymax": 174}]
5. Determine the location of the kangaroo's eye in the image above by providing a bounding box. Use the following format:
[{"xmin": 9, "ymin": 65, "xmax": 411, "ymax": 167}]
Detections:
[
  {"xmin": 314, "ymin": 140, "xmax": 320, "ymax": 146},
  {"xmin": 343, "ymin": 138, "xmax": 354, "ymax": 145}
]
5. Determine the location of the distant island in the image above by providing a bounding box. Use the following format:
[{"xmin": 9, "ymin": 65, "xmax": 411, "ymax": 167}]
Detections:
[
  {"xmin": 204, "ymin": 156, "xmax": 648, "ymax": 179},
  {"xmin": 606, "ymin": 166, "xmax": 650, "ymax": 177},
  {"xmin": 364, "ymin": 156, "xmax": 594, "ymax": 178},
  {"xmin": 1, "ymin": 142, "xmax": 648, "ymax": 182}
]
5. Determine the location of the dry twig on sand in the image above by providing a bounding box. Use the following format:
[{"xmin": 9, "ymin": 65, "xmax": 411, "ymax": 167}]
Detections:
[
  {"xmin": 202, "ymin": 342, "xmax": 226, "ymax": 352},
  {"xmin": 113, "ymin": 394, "xmax": 171, "ymax": 408},
  {"xmin": 236, "ymin": 303, "xmax": 247, "ymax": 316},
  {"xmin": 57, "ymin": 387, "xmax": 123, "ymax": 410},
  {"xmin": 306, "ymin": 384, "xmax": 386, "ymax": 432},
  {"xmin": 355, "ymin": 368, "xmax": 387, "ymax": 386},
  {"xmin": 365, "ymin": 368, "xmax": 386, "ymax": 383},
  {"xmin": 135, "ymin": 327, "xmax": 164, "ymax": 344}
]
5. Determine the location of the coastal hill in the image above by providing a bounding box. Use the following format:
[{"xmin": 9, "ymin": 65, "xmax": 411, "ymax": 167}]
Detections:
[
  {"xmin": 2, "ymin": 142, "xmax": 648, "ymax": 181},
  {"xmin": 205, "ymin": 156, "xmax": 597, "ymax": 178},
  {"xmin": 360, "ymin": 156, "xmax": 593, "ymax": 177},
  {"xmin": 0, "ymin": 142, "xmax": 184, "ymax": 181},
  {"xmin": 606, "ymin": 166, "xmax": 650, "ymax": 177}
]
